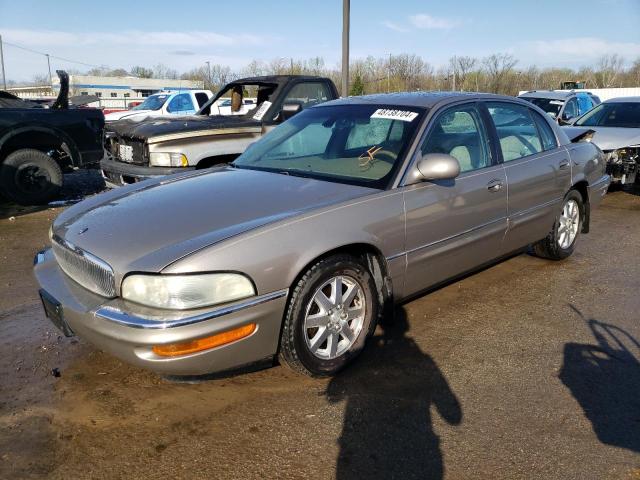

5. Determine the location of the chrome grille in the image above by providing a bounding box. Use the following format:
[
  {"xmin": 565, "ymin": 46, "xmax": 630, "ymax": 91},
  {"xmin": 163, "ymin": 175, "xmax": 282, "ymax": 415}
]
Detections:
[{"xmin": 52, "ymin": 236, "xmax": 116, "ymax": 298}]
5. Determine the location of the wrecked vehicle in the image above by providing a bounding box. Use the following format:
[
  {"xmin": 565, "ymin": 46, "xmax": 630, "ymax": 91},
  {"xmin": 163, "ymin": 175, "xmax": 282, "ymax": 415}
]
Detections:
[
  {"xmin": 0, "ymin": 71, "xmax": 104, "ymax": 204},
  {"xmin": 100, "ymin": 75, "xmax": 338, "ymax": 187},
  {"xmin": 518, "ymin": 90, "xmax": 600, "ymax": 124},
  {"xmin": 564, "ymin": 97, "xmax": 640, "ymax": 185},
  {"xmin": 35, "ymin": 92, "xmax": 609, "ymax": 377},
  {"xmin": 104, "ymin": 89, "xmax": 213, "ymax": 122}
]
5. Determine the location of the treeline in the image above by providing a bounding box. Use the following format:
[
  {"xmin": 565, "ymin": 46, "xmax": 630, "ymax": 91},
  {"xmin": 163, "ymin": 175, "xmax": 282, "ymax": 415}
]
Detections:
[{"xmin": 41, "ymin": 53, "xmax": 640, "ymax": 96}]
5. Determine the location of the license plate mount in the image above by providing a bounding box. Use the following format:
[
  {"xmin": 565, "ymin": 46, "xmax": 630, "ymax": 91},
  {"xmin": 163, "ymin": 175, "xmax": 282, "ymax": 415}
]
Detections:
[{"xmin": 39, "ymin": 289, "xmax": 74, "ymax": 337}]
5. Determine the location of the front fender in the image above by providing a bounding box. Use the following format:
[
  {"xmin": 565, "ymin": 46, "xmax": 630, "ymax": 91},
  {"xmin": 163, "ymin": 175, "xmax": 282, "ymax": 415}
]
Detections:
[{"xmin": 162, "ymin": 190, "xmax": 406, "ymax": 296}]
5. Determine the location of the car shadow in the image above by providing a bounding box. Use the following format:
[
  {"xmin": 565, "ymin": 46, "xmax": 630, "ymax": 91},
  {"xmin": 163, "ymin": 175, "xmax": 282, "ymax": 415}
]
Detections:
[
  {"xmin": 326, "ymin": 307, "xmax": 462, "ymax": 480},
  {"xmin": 559, "ymin": 305, "xmax": 640, "ymax": 452},
  {"xmin": 0, "ymin": 169, "xmax": 105, "ymax": 219}
]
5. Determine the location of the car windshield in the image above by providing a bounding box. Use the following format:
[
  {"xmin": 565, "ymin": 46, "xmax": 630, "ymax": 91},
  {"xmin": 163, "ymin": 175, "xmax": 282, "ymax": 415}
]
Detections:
[
  {"xmin": 575, "ymin": 102, "xmax": 640, "ymax": 128},
  {"xmin": 521, "ymin": 97, "xmax": 564, "ymax": 116},
  {"xmin": 131, "ymin": 94, "xmax": 169, "ymax": 111},
  {"xmin": 233, "ymin": 104, "xmax": 425, "ymax": 189}
]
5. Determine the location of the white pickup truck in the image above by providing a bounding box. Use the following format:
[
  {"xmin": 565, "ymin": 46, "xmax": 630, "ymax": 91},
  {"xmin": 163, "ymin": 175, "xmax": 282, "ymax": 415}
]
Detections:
[{"xmin": 104, "ymin": 90, "xmax": 213, "ymax": 122}]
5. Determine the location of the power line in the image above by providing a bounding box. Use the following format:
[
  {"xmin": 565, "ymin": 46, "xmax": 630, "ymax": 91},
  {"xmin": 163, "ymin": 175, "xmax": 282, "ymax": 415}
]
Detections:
[{"xmin": 3, "ymin": 40, "xmax": 104, "ymax": 69}]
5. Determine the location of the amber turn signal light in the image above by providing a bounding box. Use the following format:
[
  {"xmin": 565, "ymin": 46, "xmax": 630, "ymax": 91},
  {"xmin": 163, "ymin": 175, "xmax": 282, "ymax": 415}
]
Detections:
[{"xmin": 152, "ymin": 323, "xmax": 256, "ymax": 357}]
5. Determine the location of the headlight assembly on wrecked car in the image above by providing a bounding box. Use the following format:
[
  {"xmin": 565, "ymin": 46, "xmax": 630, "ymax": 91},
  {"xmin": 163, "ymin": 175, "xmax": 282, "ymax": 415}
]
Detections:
[{"xmin": 34, "ymin": 92, "xmax": 610, "ymax": 378}]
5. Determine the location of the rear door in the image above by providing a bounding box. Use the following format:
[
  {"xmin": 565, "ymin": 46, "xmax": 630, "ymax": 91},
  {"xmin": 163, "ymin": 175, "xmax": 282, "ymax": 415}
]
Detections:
[
  {"xmin": 482, "ymin": 101, "xmax": 570, "ymax": 253},
  {"xmin": 402, "ymin": 102, "xmax": 508, "ymax": 297}
]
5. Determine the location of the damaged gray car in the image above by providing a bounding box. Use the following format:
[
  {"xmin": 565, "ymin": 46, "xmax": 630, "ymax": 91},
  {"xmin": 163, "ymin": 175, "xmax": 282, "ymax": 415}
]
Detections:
[
  {"xmin": 564, "ymin": 97, "xmax": 640, "ymax": 186},
  {"xmin": 34, "ymin": 92, "xmax": 609, "ymax": 377}
]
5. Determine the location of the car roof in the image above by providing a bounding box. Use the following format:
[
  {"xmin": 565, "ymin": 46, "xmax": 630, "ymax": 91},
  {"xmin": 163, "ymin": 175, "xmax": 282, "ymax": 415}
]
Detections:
[
  {"xmin": 321, "ymin": 91, "xmax": 528, "ymax": 109},
  {"xmin": 518, "ymin": 90, "xmax": 573, "ymax": 100},
  {"xmin": 228, "ymin": 75, "xmax": 331, "ymax": 86},
  {"xmin": 603, "ymin": 96, "xmax": 640, "ymax": 103}
]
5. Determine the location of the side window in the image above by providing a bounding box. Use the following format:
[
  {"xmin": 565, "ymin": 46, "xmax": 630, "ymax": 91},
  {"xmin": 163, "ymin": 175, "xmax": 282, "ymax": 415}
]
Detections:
[
  {"xmin": 195, "ymin": 92, "xmax": 209, "ymax": 108},
  {"xmin": 421, "ymin": 104, "xmax": 490, "ymax": 173},
  {"xmin": 282, "ymin": 82, "xmax": 332, "ymax": 110},
  {"xmin": 167, "ymin": 93, "xmax": 195, "ymax": 113},
  {"xmin": 346, "ymin": 119, "xmax": 394, "ymax": 150},
  {"xmin": 563, "ymin": 97, "xmax": 578, "ymax": 120},
  {"xmin": 486, "ymin": 102, "xmax": 543, "ymax": 162},
  {"xmin": 531, "ymin": 110, "xmax": 558, "ymax": 151}
]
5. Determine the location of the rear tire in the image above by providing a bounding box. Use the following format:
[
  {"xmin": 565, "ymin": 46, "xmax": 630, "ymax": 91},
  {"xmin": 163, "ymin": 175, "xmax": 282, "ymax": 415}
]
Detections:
[
  {"xmin": 0, "ymin": 149, "xmax": 63, "ymax": 205},
  {"xmin": 532, "ymin": 190, "xmax": 583, "ymax": 260},
  {"xmin": 279, "ymin": 255, "xmax": 378, "ymax": 377}
]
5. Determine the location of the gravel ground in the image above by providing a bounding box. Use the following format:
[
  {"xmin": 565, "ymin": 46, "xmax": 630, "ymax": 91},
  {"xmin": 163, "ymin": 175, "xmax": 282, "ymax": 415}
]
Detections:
[{"xmin": 0, "ymin": 184, "xmax": 639, "ymax": 480}]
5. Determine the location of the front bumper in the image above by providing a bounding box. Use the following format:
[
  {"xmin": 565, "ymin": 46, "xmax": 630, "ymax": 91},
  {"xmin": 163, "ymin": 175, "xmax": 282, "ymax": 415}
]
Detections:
[
  {"xmin": 100, "ymin": 157, "xmax": 194, "ymax": 188},
  {"xmin": 34, "ymin": 248, "xmax": 287, "ymax": 376}
]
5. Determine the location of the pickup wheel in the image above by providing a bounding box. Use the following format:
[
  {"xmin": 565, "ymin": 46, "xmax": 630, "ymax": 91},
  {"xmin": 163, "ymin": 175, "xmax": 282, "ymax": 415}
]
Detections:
[
  {"xmin": 279, "ymin": 255, "xmax": 377, "ymax": 377},
  {"xmin": 0, "ymin": 149, "xmax": 63, "ymax": 205},
  {"xmin": 532, "ymin": 190, "xmax": 583, "ymax": 260}
]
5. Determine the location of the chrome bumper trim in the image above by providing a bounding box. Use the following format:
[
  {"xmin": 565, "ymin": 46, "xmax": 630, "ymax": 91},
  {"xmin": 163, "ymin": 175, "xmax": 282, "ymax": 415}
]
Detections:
[{"xmin": 93, "ymin": 289, "xmax": 288, "ymax": 329}]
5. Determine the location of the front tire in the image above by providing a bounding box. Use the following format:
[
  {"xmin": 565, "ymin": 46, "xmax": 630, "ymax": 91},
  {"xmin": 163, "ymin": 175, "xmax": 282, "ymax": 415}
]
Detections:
[
  {"xmin": 532, "ymin": 190, "xmax": 583, "ymax": 260},
  {"xmin": 0, "ymin": 149, "xmax": 63, "ymax": 205},
  {"xmin": 279, "ymin": 255, "xmax": 378, "ymax": 377}
]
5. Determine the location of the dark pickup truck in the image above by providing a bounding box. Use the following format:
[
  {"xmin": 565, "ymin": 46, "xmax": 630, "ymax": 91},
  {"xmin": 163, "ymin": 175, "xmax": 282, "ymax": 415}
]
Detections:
[
  {"xmin": 0, "ymin": 71, "xmax": 104, "ymax": 205},
  {"xmin": 101, "ymin": 75, "xmax": 339, "ymax": 187}
]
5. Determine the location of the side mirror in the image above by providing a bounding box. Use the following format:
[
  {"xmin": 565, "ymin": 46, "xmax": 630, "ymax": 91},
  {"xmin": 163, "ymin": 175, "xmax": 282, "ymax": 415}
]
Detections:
[
  {"xmin": 280, "ymin": 102, "xmax": 302, "ymax": 120},
  {"xmin": 407, "ymin": 153, "xmax": 460, "ymax": 184}
]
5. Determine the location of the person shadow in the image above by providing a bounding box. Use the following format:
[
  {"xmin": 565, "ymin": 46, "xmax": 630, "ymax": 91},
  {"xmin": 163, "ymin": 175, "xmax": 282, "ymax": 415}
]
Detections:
[
  {"xmin": 559, "ymin": 305, "xmax": 640, "ymax": 452},
  {"xmin": 326, "ymin": 307, "xmax": 462, "ymax": 480}
]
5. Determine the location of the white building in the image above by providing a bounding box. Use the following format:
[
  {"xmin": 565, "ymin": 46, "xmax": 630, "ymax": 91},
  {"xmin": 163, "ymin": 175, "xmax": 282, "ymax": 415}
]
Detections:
[{"xmin": 8, "ymin": 75, "xmax": 204, "ymax": 109}]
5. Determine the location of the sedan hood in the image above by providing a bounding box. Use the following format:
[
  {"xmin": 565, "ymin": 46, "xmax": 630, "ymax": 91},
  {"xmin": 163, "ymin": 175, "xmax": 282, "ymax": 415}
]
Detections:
[
  {"xmin": 107, "ymin": 114, "xmax": 260, "ymax": 140},
  {"xmin": 105, "ymin": 110, "xmax": 156, "ymax": 122},
  {"xmin": 53, "ymin": 167, "xmax": 376, "ymax": 279},
  {"xmin": 563, "ymin": 126, "xmax": 640, "ymax": 150}
]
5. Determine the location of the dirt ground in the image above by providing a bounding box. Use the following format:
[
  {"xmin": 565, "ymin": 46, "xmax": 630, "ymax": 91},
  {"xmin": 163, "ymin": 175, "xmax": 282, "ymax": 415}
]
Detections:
[{"xmin": 1, "ymin": 173, "xmax": 639, "ymax": 480}]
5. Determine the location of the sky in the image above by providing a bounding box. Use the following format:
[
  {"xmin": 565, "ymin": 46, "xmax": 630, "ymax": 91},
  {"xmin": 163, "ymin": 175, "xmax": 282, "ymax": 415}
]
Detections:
[{"xmin": 1, "ymin": 0, "xmax": 639, "ymax": 82}]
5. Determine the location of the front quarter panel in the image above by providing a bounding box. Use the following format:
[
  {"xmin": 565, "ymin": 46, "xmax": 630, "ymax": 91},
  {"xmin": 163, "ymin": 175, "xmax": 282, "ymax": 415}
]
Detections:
[{"xmin": 162, "ymin": 190, "xmax": 406, "ymax": 298}]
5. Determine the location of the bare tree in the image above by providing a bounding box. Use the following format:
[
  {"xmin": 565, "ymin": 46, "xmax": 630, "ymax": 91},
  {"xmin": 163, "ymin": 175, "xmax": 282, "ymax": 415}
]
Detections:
[
  {"xmin": 594, "ymin": 54, "xmax": 625, "ymax": 87},
  {"xmin": 449, "ymin": 56, "xmax": 477, "ymax": 91},
  {"xmin": 482, "ymin": 53, "xmax": 518, "ymax": 93},
  {"xmin": 152, "ymin": 63, "xmax": 179, "ymax": 80},
  {"xmin": 130, "ymin": 66, "xmax": 153, "ymax": 78}
]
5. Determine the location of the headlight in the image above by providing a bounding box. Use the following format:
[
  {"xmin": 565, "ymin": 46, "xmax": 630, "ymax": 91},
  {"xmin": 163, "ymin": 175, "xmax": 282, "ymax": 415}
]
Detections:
[
  {"xmin": 149, "ymin": 152, "xmax": 189, "ymax": 167},
  {"xmin": 121, "ymin": 273, "xmax": 255, "ymax": 310}
]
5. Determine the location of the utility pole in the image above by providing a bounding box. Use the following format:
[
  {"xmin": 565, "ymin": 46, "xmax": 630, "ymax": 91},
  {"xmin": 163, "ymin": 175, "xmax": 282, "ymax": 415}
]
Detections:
[
  {"xmin": 341, "ymin": 0, "xmax": 349, "ymax": 96},
  {"xmin": 46, "ymin": 53, "xmax": 52, "ymax": 86},
  {"xmin": 387, "ymin": 53, "xmax": 391, "ymax": 93},
  {"xmin": 205, "ymin": 61, "xmax": 211, "ymax": 89},
  {"xmin": 0, "ymin": 35, "xmax": 6, "ymax": 90}
]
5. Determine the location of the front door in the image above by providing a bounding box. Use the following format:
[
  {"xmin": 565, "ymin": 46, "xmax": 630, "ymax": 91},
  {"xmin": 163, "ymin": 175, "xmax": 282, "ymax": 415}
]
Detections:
[{"xmin": 402, "ymin": 102, "xmax": 508, "ymax": 298}]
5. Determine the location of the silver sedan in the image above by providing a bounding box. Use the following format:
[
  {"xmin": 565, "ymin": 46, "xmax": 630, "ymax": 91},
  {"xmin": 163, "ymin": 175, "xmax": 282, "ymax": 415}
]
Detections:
[{"xmin": 34, "ymin": 92, "xmax": 610, "ymax": 377}]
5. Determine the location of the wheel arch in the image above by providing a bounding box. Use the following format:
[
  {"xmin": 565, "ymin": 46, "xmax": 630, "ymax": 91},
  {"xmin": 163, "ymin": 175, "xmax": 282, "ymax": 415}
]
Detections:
[
  {"xmin": 195, "ymin": 153, "xmax": 240, "ymax": 169},
  {"xmin": 571, "ymin": 180, "xmax": 590, "ymax": 233},
  {"xmin": 288, "ymin": 243, "xmax": 393, "ymax": 313},
  {"xmin": 0, "ymin": 126, "xmax": 81, "ymax": 167}
]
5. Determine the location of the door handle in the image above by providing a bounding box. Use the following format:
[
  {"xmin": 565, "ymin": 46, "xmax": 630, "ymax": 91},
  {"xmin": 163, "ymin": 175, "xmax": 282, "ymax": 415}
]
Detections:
[
  {"xmin": 559, "ymin": 160, "xmax": 570, "ymax": 170},
  {"xmin": 487, "ymin": 180, "xmax": 503, "ymax": 192}
]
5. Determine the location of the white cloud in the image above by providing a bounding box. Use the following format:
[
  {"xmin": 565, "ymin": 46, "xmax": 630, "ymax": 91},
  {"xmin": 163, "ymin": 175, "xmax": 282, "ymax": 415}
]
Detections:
[
  {"xmin": 381, "ymin": 21, "xmax": 409, "ymax": 33},
  {"xmin": 2, "ymin": 29, "xmax": 268, "ymax": 48},
  {"xmin": 517, "ymin": 37, "xmax": 640, "ymax": 65},
  {"xmin": 409, "ymin": 14, "xmax": 460, "ymax": 30}
]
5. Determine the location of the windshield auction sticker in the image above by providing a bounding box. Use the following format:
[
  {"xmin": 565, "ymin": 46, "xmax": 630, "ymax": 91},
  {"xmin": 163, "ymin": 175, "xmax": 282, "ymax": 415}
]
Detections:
[
  {"xmin": 371, "ymin": 109, "xmax": 418, "ymax": 122},
  {"xmin": 252, "ymin": 101, "xmax": 272, "ymax": 121}
]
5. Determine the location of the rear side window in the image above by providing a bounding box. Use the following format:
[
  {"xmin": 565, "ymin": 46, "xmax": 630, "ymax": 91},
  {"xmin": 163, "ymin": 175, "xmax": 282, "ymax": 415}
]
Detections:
[
  {"xmin": 195, "ymin": 92, "xmax": 209, "ymax": 108},
  {"xmin": 531, "ymin": 111, "xmax": 558, "ymax": 151},
  {"xmin": 486, "ymin": 102, "xmax": 543, "ymax": 162},
  {"xmin": 167, "ymin": 93, "xmax": 195, "ymax": 113},
  {"xmin": 282, "ymin": 82, "xmax": 332, "ymax": 110}
]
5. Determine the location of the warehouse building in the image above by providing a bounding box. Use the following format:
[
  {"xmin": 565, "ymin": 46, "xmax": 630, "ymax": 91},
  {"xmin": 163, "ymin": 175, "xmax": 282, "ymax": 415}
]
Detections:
[{"xmin": 8, "ymin": 75, "xmax": 205, "ymax": 108}]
